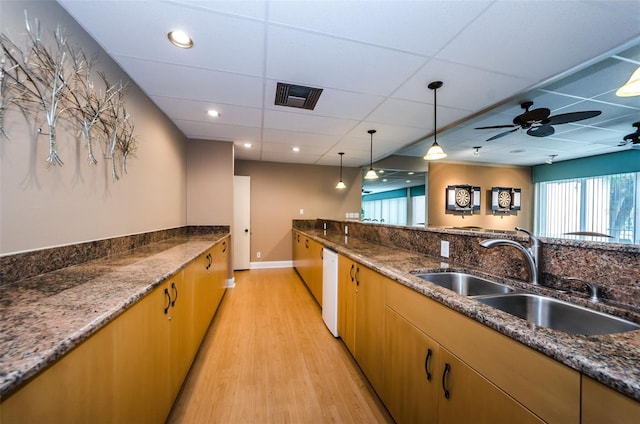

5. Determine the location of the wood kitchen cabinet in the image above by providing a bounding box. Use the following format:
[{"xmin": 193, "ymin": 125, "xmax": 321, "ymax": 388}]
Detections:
[
  {"xmin": 384, "ymin": 277, "xmax": 580, "ymax": 423},
  {"xmin": 337, "ymin": 254, "xmax": 357, "ymax": 354},
  {"xmin": 292, "ymin": 231, "xmax": 323, "ymax": 304},
  {"xmin": 383, "ymin": 306, "xmax": 439, "ymax": 423},
  {"xmin": 1, "ymin": 238, "xmax": 229, "ymax": 424},
  {"xmin": 581, "ymin": 376, "xmax": 640, "ymax": 424},
  {"xmin": 336, "ymin": 254, "xmax": 384, "ymax": 394},
  {"xmin": 384, "ymin": 303, "xmax": 541, "ymax": 424}
]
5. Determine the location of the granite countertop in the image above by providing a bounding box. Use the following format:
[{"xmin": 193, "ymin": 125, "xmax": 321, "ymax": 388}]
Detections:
[
  {"xmin": 0, "ymin": 232, "xmax": 229, "ymax": 399},
  {"xmin": 295, "ymin": 229, "xmax": 640, "ymax": 402}
]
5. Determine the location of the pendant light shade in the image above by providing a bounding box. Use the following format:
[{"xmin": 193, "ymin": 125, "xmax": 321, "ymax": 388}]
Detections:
[
  {"xmin": 616, "ymin": 66, "xmax": 640, "ymax": 97},
  {"xmin": 336, "ymin": 152, "xmax": 347, "ymax": 189},
  {"xmin": 424, "ymin": 81, "xmax": 447, "ymax": 161},
  {"xmin": 365, "ymin": 130, "xmax": 379, "ymax": 180}
]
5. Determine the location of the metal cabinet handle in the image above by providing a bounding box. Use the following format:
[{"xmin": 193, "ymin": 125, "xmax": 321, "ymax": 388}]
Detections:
[
  {"xmin": 206, "ymin": 253, "xmax": 212, "ymax": 270},
  {"xmin": 355, "ymin": 267, "xmax": 360, "ymax": 286},
  {"xmin": 349, "ymin": 264, "xmax": 355, "ymax": 281},
  {"xmin": 425, "ymin": 348, "xmax": 433, "ymax": 381},
  {"xmin": 163, "ymin": 288, "xmax": 171, "ymax": 314},
  {"xmin": 171, "ymin": 282, "xmax": 178, "ymax": 307},
  {"xmin": 442, "ymin": 363, "xmax": 451, "ymax": 399},
  {"xmin": 222, "ymin": 241, "xmax": 227, "ymax": 253},
  {"xmin": 305, "ymin": 239, "xmax": 309, "ymax": 248}
]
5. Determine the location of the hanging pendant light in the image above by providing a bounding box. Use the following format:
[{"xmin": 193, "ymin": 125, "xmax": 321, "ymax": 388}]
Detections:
[
  {"xmin": 424, "ymin": 81, "xmax": 447, "ymax": 161},
  {"xmin": 336, "ymin": 152, "xmax": 347, "ymax": 189},
  {"xmin": 616, "ymin": 66, "xmax": 640, "ymax": 97},
  {"xmin": 364, "ymin": 130, "xmax": 379, "ymax": 180}
]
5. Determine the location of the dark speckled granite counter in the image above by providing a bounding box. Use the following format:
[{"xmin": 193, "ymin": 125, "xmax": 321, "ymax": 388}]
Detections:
[
  {"xmin": 0, "ymin": 231, "xmax": 229, "ymax": 400},
  {"xmin": 295, "ymin": 228, "xmax": 640, "ymax": 402}
]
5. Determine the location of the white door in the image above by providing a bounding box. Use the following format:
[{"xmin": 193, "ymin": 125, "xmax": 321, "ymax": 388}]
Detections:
[{"xmin": 233, "ymin": 175, "xmax": 251, "ymax": 270}]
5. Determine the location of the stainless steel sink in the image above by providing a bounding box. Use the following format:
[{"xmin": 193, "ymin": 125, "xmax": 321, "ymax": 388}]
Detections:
[
  {"xmin": 477, "ymin": 293, "xmax": 640, "ymax": 335},
  {"xmin": 414, "ymin": 272, "xmax": 514, "ymax": 296}
]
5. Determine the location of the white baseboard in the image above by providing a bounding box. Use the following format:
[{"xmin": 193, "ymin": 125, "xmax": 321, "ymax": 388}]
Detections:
[
  {"xmin": 250, "ymin": 260, "xmax": 294, "ymax": 269},
  {"xmin": 225, "ymin": 277, "xmax": 236, "ymax": 288}
]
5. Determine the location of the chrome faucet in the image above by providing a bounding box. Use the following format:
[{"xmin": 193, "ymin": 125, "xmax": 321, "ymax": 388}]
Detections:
[{"xmin": 479, "ymin": 227, "xmax": 542, "ymax": 285}]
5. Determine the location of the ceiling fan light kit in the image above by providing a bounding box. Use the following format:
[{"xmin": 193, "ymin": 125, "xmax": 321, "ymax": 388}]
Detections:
[{"xmin": 424, "ymin": 81, "xmax": 447, "ymax": 161}]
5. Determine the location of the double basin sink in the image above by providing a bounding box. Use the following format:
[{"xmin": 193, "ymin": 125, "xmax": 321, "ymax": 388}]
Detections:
[{"xmin": 414, "ymin": 272, "xmax": 640, "ymax": 335}]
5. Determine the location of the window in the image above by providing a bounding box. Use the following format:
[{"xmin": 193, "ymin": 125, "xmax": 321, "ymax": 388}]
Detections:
[{"xmin": 535, "ymin": 172, "xmax": 638, "ymax": 244}]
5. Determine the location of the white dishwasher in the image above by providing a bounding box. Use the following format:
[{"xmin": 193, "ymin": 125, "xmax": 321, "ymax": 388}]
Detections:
[{"xmin": 322, "ymin": 248, "xmax": 339, "ymax": 337}]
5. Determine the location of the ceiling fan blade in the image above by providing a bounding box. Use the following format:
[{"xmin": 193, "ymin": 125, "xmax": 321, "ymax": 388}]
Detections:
[
  {"xmin": 547, "ymin": 110, "xmax": 601, "ymax": 125},
  {"xmin": 515, "ymin": 108, "xmax": 550, "ymax": 126},
  {"xmin": 527, "ymin": 124, "xmax": 555, "ymax": 137},
  {"xmin": 486, "ymin": 128, "xmax": 518, "ymax": 141},
  {"xmin": 475, "ymin": 124, "xmax": 517, "ymax": 130}
]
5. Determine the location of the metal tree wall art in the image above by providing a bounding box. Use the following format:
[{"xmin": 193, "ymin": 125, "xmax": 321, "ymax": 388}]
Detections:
[{"xmin": 0, "ymin": 11, "xmax": 137, "ymax": 178}]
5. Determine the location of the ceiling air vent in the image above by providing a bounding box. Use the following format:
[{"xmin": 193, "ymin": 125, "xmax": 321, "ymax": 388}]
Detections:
[{"xmin": 275, "ymin": 83, "xmax": 323, "ymax": 110}]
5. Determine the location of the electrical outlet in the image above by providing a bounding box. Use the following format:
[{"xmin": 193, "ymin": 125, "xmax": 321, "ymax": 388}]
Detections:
[
  {"xmin": 256, "ymin": 252, "xmax": 261, "ymax": 259},
  {"xmin": 441, "ymin": 240, "xmax": 450, "ymax": 258},
  {"xmin": 299, "ymin": 209, "xmax": 304, "ymax": 215}
]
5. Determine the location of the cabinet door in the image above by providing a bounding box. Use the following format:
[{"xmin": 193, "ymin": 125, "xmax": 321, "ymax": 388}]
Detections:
[
  {"xmin": 582, "ymin": 376, "xmax": 640, "ymax": 424},
  {"xmin": 212, "ymin": 238, "xmax": 229, "ymax": 311},
  {"xmin": 168, "ymin": 271, "xmax": 194, "ymax": 400},
  {"xmin": 112, "ymin": 283, "xmax": 173, "ymax": 423},
  {"xmin": 338, "ymin": 254, "xmax": 356, "ymax": 355},
  {"xmin": 437, "ymin": 348, "xmax": 543, "ymax": 424},
  {"xmin": 383, "ymin": 306, "xmax": 439, "ymax": 424},
  {"xmin": 0, "ymin": 322, "xmax": 116, "ymax": 424},
  {"xmin": 309, "ymin": 239, "xmax": 323, "ymax": 303},
  {"xmin": 355, "ymin": 265, "xmax": 385, "ymax": 393},
  {"xmin": 189, "ymin": 249, "xmax": 213, "ymax": 354}
]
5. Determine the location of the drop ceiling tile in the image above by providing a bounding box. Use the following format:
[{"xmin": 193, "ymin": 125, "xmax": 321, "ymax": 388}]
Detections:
[
  {"xmin": 268, "ymin": 0, "xmax": 491, "ymax": 56},
  {"xmin": 264, "ymin": 109, "xmax": 358, "ymax": 135},
  {"xmin": 167, "ymin": 0, "xmax": 268, "ymax": 20},
  {"xmin": 265, "ymin": 26, "xmax": 426, "ymax": 96},
  {"xmin": 60, "ymin": 0, "xmax": 266, "ymax": 75},
  {"xmin": 150, "ymin": 96, "xmax": 262, "ymax": 127},
  {"xmin": 392, "ymin": 59, "xmax": 529, "ymax": 111},
  {"xmin": 262, "ymin": 129, "xmax": 339, "ymax": 147},
  {"xmin": 436, "ymin": 1, "xmax": 640, "ymax": 81},
  {"xmin": 261, "ymin": 142, "xmax": 327, "ymax": 156},
  {"xmin": 174, "ymin": 119, "xmax": 262, "ymax": 142},
  {"xmin": 115, "ymin": 57, "xmax": 265, "ymax": 107}
]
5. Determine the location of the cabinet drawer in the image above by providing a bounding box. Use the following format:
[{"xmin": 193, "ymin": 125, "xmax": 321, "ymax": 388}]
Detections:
[{"xmin": 385, "ymin": 279, "xmax": 580, "ymax": 424}]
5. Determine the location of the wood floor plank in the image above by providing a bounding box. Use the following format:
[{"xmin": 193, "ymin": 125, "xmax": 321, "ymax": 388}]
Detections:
[{"xmin": 167, "ymin": 268, "xmax": 393, "ymax": 424}]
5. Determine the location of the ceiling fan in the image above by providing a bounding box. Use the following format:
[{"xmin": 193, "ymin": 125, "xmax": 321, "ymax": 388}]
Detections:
[
  {"xmin": 619, "ymin": 121, "xmax": 640, "ymax": 149},
  {"xmin": 475, "ymin": 101, "xmax": 602, "ymax": 141}
]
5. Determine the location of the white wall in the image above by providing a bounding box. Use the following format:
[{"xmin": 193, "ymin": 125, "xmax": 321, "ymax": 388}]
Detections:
[{"xmin": 0, "ymin": 1, "xmax": 188, "ymax": 254}]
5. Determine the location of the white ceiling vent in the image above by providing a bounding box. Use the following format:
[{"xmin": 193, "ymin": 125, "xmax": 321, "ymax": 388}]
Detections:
[{"xmin": 275, "ymin": 83, "xmax": 323, "ymax": 110}]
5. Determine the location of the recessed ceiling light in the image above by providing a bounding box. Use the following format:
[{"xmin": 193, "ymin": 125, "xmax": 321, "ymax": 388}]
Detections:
[
  {"xmin": 408, "ymin": 172, "xmax": 414, "ymax": 175},
  {"xmin": 292, "ymin": 147, "xmax": 300, "ymax": 152},
  {"xmin": 243, "ymin": 143, "xmax": 253, "ymax": 149},
  {"xmin": 405, "ymin": 180, "xmax": 411, "ymax": 183},
  {"xmin": 382, "ymin": 179, "xmax": 388, "ymax": 182},
  {"xmin": 378, "ymin": 170, "xmax": 385, "ymax": 174},
  {"xmin": 168, "ymin": 30, "xmax": 193, "ymax": 48},
  {"xmin": 207, "ymin": 110, "xmax": 220, "ymax": 118}
]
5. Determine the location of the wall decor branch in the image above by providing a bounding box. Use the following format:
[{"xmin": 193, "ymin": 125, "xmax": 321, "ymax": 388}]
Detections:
[{"xmin": 0, "ymin": 11, "xmax": 137, "ymax": 179}]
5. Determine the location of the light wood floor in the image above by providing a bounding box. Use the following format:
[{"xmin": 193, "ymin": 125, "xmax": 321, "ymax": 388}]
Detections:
[{"xmin": 167, "ymin": 268, "xmax": 394, "ymax": 424}]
